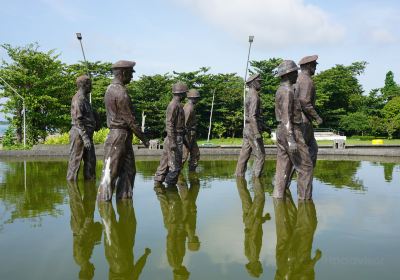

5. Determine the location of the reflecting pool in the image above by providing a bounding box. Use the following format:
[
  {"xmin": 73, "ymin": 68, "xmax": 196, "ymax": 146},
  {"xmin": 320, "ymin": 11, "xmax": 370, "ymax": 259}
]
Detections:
[{"xmin": 0, "ymin": 157, "xmax": 399, "ymax": 279}]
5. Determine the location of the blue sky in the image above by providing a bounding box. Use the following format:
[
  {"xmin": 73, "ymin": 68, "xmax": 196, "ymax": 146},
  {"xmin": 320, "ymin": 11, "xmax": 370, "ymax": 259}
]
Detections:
[{"xmin": 1, "ymin": 0, "xmax": 399, "ymax": 115}]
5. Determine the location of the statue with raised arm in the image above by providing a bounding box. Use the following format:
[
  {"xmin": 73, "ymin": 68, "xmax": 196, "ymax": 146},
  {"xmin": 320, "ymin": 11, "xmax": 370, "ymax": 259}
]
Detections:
[
  {"xmin": 97, "ymin": 60, "xmax": 149, "ymax": 201},
  {"xmin": 272, "ymin": 60, "xmax": 313, "ymax": 200}
]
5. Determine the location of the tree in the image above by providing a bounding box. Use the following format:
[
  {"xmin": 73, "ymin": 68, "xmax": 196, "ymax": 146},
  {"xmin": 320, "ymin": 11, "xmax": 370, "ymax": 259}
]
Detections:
[
  {"xmin": 0, "ymin": 43, "xmax": 74, "ymax": 144},
  {"xmin": 314, "ymin": 61, "xmax": 367, "ymax": 129},
  {"xmin": 382, "ymin": 96, "xmax": 400, "ymax": 138},
  {"xmin": 381, "ymin": 71, "xmax": 400, "ymax": 102},
  {"xmin": 339, "ymin": 112, "xmax": 370, "ymax": 136}
]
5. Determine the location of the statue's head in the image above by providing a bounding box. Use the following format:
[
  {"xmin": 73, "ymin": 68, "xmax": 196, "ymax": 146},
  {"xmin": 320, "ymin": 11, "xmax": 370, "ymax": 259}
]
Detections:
[
  {"xmin": 187, "ymin": 89, "xmax": 200, "ymax": 104},
  {"xmin": 172, "ymin": 81, "xmax": 188, "ymax": 99},
  {"xmin": 299, "ymin": 55, "xmax": 318, "ymax": 76},
  {"xmin": 76, "ymin": 75, "xmax": 92, "ymax": 93},
  {"xmin": 246, "ymin": 73, "xmax": 262, "ymax": 91},
  {"xmin": 277, "ymin": 60, "xmax": 298, "ymax": 83},
  {"xmin": 112, "ymin": 60, "xmax": 136, "ymax": 85}
]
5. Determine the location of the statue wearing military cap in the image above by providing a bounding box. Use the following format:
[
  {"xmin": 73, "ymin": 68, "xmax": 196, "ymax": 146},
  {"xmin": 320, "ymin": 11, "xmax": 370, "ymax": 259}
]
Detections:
[
  {"xmin": 182, "ymin": 89, "xmax": 201, "ymax": 171},
  {"xmin": 67, "ymin": 75, "xmax": 98, "ymax": 181},
  {"xmin": 235, "ymin": 72, "xmax": 266, "ymax": 178},
  {"xmin": 154, "ymin": 81, "xmax": 187, "ymax": 186},
  {"xmin": 282, "ymin": 54, "xmax": 322, "ymax": 200},
  {"xmin": 97, "ymin": 60, "xmax": 149, "ymax": 201},
  {"xmin": 273, "ymin": 60, "xmax": 314, "ymax": 200}
]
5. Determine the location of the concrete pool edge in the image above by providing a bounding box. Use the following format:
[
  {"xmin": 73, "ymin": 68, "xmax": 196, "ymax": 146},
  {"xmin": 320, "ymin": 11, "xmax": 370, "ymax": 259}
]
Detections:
[{"xmin": 1, "ymin": 144, "xmax": 400, "ymax": 159}]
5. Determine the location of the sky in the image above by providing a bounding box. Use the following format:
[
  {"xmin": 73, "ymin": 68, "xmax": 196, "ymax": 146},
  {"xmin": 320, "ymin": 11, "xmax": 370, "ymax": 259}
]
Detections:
[{"xmin": 1, "ymin": 0, "xmax": 400, "ymax": 122}]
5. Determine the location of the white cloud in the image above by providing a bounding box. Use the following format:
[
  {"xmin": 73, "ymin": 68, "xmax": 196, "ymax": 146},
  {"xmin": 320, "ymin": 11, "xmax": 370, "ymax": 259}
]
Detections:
[
  {"xmin": 175, "ymin": 0, "xmax": 345, "ymax": 49},
  {"xmin": 369, "ymin": 28, "xmax": 397, "ymax": 44}
]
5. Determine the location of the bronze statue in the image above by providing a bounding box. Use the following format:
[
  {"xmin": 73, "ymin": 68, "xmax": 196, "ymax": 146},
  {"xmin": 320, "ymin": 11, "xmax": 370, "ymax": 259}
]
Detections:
[
  {"xmin": 98, "ymin": 200, "xmax": 151, "ymax": 279},
  {"xmin": 235, "ymin": 73, "xmax": 266, "ymax": 178},
  {"xmin": 297, "ymin": 55, "xmax": 322, "ymax": 167},
  {"xmin": 67, "ymin": 75, "xmax": 97, "ymax": 181},
  {"xmin": 272, "ymin": 60, "xmax": 313, "ymax": 200},
  {"xmin": 236, "ymin": 177, "xmax": 270, "ymax": 278},
  {"xmin": 154, "ymin": 82, "xmax": 187, "ymax": 187},
  {"xmin": 273, "ymin": 190, "xmax": 321, "ymax": 279},
  {"xmin": 177, "ymin": 173, "xmax": 201, "ymax": 252},
  {"xmin": 182, "ymin": 89, "xmax": 201, "ymax": 171},
  {"xmin": 97, "ymin": 60, "xmax": 149, "ymax": 201},
  {"xmin": 154, "ymin": 185, "xmax": 190, "ymax": 280},
  {"xmin": 67, "ymin": 181, "xmax": 102, "ymax": 279}
]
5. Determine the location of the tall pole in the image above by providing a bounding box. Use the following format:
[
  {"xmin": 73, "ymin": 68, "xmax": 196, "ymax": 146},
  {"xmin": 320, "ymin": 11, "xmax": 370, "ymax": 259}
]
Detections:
[
  {"xmin": 243, "ymin": 35, "xmax": 254, "ymax": 129},
  {"xmin": 0, "ymin": 76, "xmax": 26, "ymax": 147},
  {"xmin": 76, "ymin": 33, "xmax": 92, "ymax": 103},
  {"xmin": 207, "ymin": 89, "xmax": 216, "ymax": 142}
]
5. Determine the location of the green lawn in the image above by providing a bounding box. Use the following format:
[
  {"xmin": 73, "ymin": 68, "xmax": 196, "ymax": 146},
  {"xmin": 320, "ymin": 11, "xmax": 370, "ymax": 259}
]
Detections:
[{"xmin": 198, "ymin": 137, "xmax": 400, "ymax": 146}]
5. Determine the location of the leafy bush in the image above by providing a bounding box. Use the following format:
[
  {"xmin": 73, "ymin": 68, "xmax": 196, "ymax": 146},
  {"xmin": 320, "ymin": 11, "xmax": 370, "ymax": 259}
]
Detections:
[
  {"xmin": 2, "ymin": 125, "xmax": 16, "ymax": 146},
  {"xmin": 93, "ymin": 128, "xmax": 109, "ymax": 144},
  {"xmin": 44, "ymin": 127, "xmax": 142, "ymax": 145},
  {"xmin": 44, "ymin": 133, "xmax": 69, "ymax": 144},
  {"xmin": 262, "ymin": 131, "xmax": 274, "ymax": 145}
]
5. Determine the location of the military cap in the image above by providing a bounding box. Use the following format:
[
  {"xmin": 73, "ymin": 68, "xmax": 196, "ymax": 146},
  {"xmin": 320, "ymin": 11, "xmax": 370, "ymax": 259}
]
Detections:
[
  {"xmin": 76, "ymin": 75, "xmax": 91, "ymax": 85},
  {"xmin": 187, "ymin": 89, "xmax": 200, "ymax": 98},
  {"xmin": 172, "ymin": 81, "xmax": 188, "ymax": 94},
  {"xmin": 111, "ymin": 60, "xmax": 136, "ymax": 71},
  {"xmin": 298, "ymin": 55, "xmax": 318, "ymax": 65},
  {"xmin": 277, "ymin": 60, "xmax": 299, "ymax": 77},
  {"xmin": 246, "ymin": 73, "xmax": 262, "ymax": 84}
]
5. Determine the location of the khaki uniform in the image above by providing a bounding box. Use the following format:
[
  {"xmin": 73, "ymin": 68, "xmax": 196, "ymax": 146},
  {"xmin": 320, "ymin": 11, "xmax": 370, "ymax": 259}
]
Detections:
[
  {"xmin": 98, "ymin": 200, "xmax": 151, "ymax": 279},
  {"xmin": 273, "ymin": 82, "xmax": 313, "ymax": 200},
  {"xmin": 182, "ymin": 102, "xmax": 200, "ymax": 171},
  {"xmin": 67, "ymin": 91, "xmax": 97, "ymax": 181},
  {"xmin": 154, "ymin": 98, "xmax": 185, "ymax": 185},
  {"xmin": 97, "ymin": 81, "xmax": 147, "ymax": 201},
  {"xmin": 235, "ymin": 88, "xmax": 266, "ymax": 177},
  {"xmin": 296, "ymin": 72, "xmax": 320, "ymax": 166}
]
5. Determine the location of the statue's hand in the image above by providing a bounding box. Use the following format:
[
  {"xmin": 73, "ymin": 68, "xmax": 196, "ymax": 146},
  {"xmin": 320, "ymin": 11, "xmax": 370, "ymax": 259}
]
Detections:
[
  {"xmin": 316, "ymin": 116, "xmax": 323, "ymax": 125},
  {"xmin": 83, "ymin": 137, "xmax": 92, "ymax": 149},
  {"xmin": 288, "ymin": 141, "xmax": 298, "ymax": 153}
]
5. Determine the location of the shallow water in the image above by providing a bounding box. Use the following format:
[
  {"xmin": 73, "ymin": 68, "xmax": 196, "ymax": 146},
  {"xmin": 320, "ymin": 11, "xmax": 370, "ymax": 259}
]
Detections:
[{"xmin": 0, "ymin": 158, "xmax": 399, "ymax": 279}]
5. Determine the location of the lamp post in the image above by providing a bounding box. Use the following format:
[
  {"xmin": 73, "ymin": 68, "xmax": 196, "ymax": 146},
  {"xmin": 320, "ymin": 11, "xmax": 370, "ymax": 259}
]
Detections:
[
  {"xmin": 243, "ymin": 35, "xmax": 254, "ymax": 128},
  {"xmin": 76, "ymin": 32, "xmax": 92, "ymax": 103},
  {"xmin": 0, "ymin": 76, "xmax": 26, "ymax": 147}
]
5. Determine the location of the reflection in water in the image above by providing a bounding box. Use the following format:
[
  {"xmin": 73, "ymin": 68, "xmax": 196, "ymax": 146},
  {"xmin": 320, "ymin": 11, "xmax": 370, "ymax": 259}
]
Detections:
[
  {"xmin": 155, "ymin": 172, "xmax": 201, "ymax": 280},
  {"xmin": 273, "ymin": 191, "xmax": 321, "ymax": 280},
  {"xmin": 314, "ymin": 161, "xmax": 363, "ymax": 190},
  {"xmin": 236, "ymin": 177, "xmax": 270, "ymax": 278},
  {"xmin": 98, "ymin": 200, "xmax": 151, "ymax": 279},
  {"xmin": 381, "ymin": 162, "xmax": 396, "ymax": 182},
  {"xmin": 67, "ymin": 181, "xmax": 102, "ymax": 279}
]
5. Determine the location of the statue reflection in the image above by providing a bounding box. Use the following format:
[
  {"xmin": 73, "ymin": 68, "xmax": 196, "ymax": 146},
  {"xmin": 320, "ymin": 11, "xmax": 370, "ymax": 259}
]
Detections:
[
  {"xmin": 154, "ymin": 173, "xmax": 201, "ymax": 280},
  {"xmin": 236, "ymin": 177, "xmax": 270, "ymax": 278},
  {"xmin": 273, "ymin": 190, "xmax": 321, "ymax": 280},
  {"xmin": 98, "ymin": 200, "xmax": 151, "ymax": 279},
  {"xmin": 67, "ymin": 181, "xmax": 102, "ymax": 280}
]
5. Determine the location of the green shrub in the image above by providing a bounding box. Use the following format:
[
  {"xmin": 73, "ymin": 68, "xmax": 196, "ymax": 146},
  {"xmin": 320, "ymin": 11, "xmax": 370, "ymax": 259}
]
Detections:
[
  {"xmin": 93, "ymin": 128, "xmax": 109, "ymax": 144},
  {"xmin": 262, "ymin": 131, "xmax": 274, "ymax": 145},
  {"xmin": 2, "ymin": 125, "xmax": 16, "ymax": 147},
  {"xmin": 44, "ymin": 133, "xmax": 69, "ymax": 144}
]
